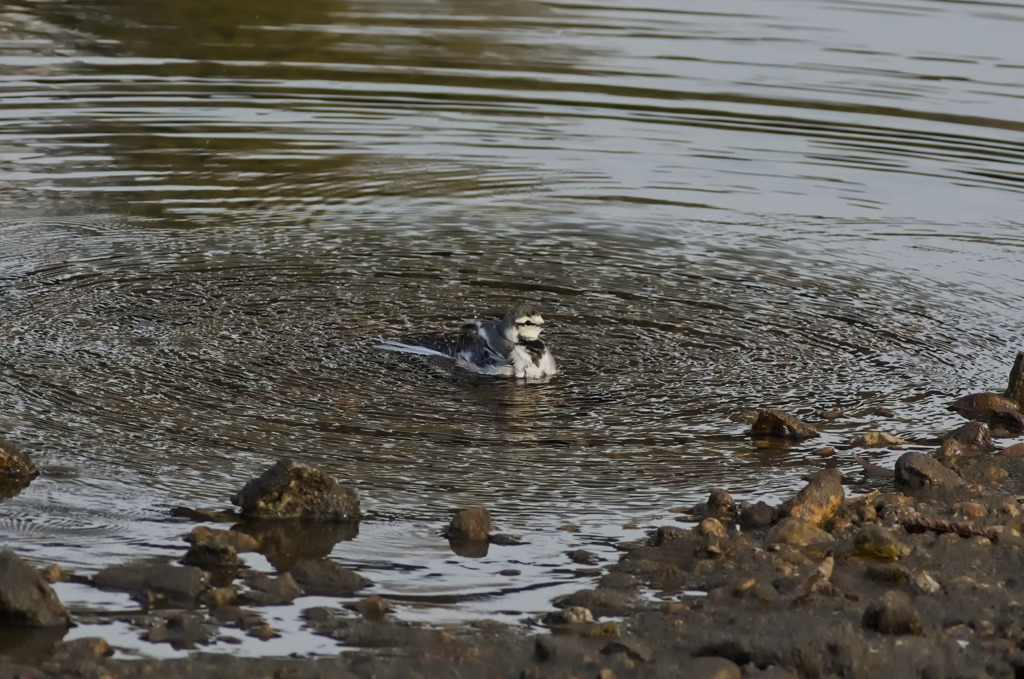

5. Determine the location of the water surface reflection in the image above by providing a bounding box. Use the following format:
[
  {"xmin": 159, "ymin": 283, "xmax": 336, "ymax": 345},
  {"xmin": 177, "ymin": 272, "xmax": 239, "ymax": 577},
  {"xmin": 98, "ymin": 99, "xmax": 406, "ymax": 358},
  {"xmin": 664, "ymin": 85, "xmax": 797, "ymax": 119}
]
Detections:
[{"xmin": 0, "ymin": 0, "xmax": 1022, "ymax": 641}]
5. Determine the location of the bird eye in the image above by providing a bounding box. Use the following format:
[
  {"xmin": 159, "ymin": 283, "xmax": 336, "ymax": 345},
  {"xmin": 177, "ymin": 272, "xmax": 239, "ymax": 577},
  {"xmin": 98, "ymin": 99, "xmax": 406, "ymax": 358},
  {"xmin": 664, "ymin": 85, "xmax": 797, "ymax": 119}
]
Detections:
[{"xmin": 521, "ymin": 320, "xmax": 534, "ymax": 326}]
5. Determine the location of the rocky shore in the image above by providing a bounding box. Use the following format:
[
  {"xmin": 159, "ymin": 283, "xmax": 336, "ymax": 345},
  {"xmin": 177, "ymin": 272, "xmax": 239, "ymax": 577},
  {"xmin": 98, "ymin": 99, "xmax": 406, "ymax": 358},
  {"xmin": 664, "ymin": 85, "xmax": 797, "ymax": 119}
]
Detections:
[{"xmin": 2, "ymin": 354, "xmax": 1024, "ymax": 679}]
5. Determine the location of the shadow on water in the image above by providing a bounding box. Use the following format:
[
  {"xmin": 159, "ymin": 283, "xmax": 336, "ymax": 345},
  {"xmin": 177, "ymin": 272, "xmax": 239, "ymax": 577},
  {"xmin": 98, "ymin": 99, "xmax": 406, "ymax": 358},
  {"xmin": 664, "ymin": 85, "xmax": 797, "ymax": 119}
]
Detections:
[{"xmin": 0, "ymin": 0, "xmax": 1023, "ymax": 651}]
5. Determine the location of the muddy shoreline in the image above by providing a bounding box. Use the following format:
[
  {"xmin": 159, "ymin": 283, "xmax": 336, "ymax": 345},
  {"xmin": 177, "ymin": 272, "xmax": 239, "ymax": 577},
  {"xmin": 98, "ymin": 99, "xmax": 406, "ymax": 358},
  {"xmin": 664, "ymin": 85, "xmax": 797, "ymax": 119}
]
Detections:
[{"xmin": 4, "ymin": 358, "xmax": 1024, "ymax": 678}]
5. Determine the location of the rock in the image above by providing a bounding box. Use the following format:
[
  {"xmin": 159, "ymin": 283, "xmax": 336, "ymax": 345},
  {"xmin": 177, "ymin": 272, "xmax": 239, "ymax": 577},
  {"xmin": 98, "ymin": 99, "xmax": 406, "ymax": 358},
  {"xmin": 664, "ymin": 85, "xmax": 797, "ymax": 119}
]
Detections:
[
  {"xmin": 862, "ymin": 591, "xmax": 923, "ymax": 635},
  {"xmin": 0, "ymin": 439, "xmax": 38, "ymax": 499},
  {"xmin": 706, "ymin": 489, "xmax": 735, "ymax": 513},
  {"xmin": 247, "ymin": 623, "xmax": 280, "ymax": 640},
  {"xmin": 40, "ymin": 564, "xmax": 70, "ymax": 584},
  {"xmin": 912, "ymin": 571, "xmax": 941, "ymax": 595},
  {"xmin": 231, "ymin": 458, "xmax": 360, "ymax": 521},
  {"xmin": 490, "ymin": 533, "xmax": 524, "ymax": 546},
  {"xmin": 934, "ymin": 439, "xmax": 964, "ymax": 467},
  {"xmin": 545, "ymin": 605, "xmax": 594, "ymax": 625},
  {"xmin": 853, "ymin": 525, "xmax": 911, "ymax": 560},
  {"xmin": 1006, "ymin": 351, "xmax": 1024, "ymax": 406},
  {"xmin": 50, "ymin": 637, "xmax": 113, "ymax": 662},
  {"xmin": 535, "ymin": 635, "xmax": 588, "ymax": 662},
  {"xmin": 766, "ymin": 517, "xmax": 833, "ymax": 548},
  {"xmin": 813, "ymin": 446, "xmax": 836, "ymax": 457},
  {"xmin": 348, "ymin": 595, "xmax": 390, "ymax": 620},
  {"xmin": 200, "ymin": 586, "xmax": 237, "ymax": 608},
  {"xmin": 952, "ymin": 501, "xmax": 987, "ymax": 518},
  {"xmin": 750, "ymin": 409, "xmax": 819, "ymax": 441},
  {"xmin": 739, "ymin": 501, "xmax": 775, "ymax": 528},
  {"xmin": 943, "ymin": 422, "xmax": 993, "ymax": 452},
  {"xmin": 950, "ymin": 393, "xmax": 1024, "ymax": 430},
  {"xmin": 675, "ymin": 656, "xmax": 743, "ymax": 679},
  {"xmin": 654, "ymin": 525, "xmax": 690, "ymax": 545},
  {"xmin": 567, "ymin": 549, "xmax": 601, "ymax": 565},
  {"xmin": 697, "ymin": 517, "xmax": 728, "ymax": 538},
  {"xmin": 0, "ymin": 551, "xmax": 70, "ymax": 627},
  {"xmin": 777, "ymin": 469, "xmax": 844, "ymax": 526},
  {"xmin": 181, "ymin": 543, "xmax": 242, "ymax": 571},
  {"xmin": 288, "ymin": 559, "xmax": 370, "ymax": 596},
  {"xmin": 601, "ymin": 637, "xmax": 654, "ymax": 662},
  {"xmin": 554, "ymin": 588, "xmax": 633, "ymax": 618},
  {"xmin": 93, "ymin": 560, "xmax": 209, "ymax": 605},
  {"xmin": 445, "ymin": 507, "xmax": 491, "ymax": 540},
  {"xmin": 146, "ymin": 611, "xmax": 216, "ymax": 649},
  {"xmin": 849, "ymin": 432, "xmax": 906, "ymax": 448},
  {"xmin": 998, "ymin": 442, "xmax": 1024, "ymax": 458},
  {"xmin": 186, "ymin": 526, "xmax": 261, "ymax": 552},
  {"xmin": 0, "ymin": 439, "xmax": 37, "ymax": 479},
  {"xmin": 894, "ymin": 452, "xmax": 965, "ymax": 490},
  {"xmin": 238, "ymin": 571, "xmax": 302, "ymax": 605}
]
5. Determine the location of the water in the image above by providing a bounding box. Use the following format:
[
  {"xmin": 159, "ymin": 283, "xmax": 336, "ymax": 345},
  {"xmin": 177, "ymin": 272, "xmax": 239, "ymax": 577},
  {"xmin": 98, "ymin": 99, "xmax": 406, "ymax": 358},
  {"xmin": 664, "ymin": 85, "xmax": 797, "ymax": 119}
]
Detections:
[{"xmin": 1, "ymin": 0, "xmax": 1023, "ymax": 655}]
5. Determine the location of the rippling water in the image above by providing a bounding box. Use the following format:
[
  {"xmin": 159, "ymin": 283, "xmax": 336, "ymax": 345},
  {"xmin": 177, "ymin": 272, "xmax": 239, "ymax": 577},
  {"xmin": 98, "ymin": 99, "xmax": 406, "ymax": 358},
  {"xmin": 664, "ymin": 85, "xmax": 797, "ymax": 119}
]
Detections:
[{"xmin": 1, "ymin": 0, "xmax": 1023, "ymax": 649}]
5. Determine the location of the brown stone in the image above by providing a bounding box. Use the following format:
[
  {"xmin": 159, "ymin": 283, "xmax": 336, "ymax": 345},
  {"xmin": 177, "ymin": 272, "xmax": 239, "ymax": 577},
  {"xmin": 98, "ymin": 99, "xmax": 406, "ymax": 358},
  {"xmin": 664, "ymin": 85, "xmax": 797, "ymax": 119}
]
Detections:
[
  {"xmin": 951, "ymin": 393, "xmax": 1024, "ymax": 430},
  {"xmin": 854, "ymin": 525, "xmax": 911, "ymax": 560},
  {"xmin": 778, "ymin": 469, "xmax": 844, "ymax": 526},
  {"xmin": 706, "ymin": 489, "xmax": 735, "ymax": 513},
  {"xmin": 750, "ymin": 409, "xmax": 819, "ymax": 440},
  {"xmin": 943, "ymin": 422, "xmax": 993, "ymax": 452},
  {"xmin": 766, "ymin": 517, "xmax": 833, "ymax": 548},
  {"xmin": 446, "ymin": 507, "xmax": 491, "ymax": 541},
  {"xmin": 849, "ymin": 432, "xmax": 906, "ymax": 448},
  {"xmin": 231, "ymin": 458, "xmax": 360, "ymax": 521},
  {"xmin": 739, "ymin": 501, "xmax": 775, "ymax": 528},
  {"xmin": 1005, "ymin": 351, "xmax": 1024, "ymax": 407},
  {"xmin": 93, "ymin": 561, "xmax": 209, "ymax": 606},
  {"xmin": 863, "ymin": 591, "xmax": 923, "ymax": 635},
  {"xmin": 999, "ymin": 442, "xmax": 1024, "ymax": 458},
  {"xmin": 697, "ymin": 517, "xmax": 727, "ymax": 538},
  {"xmin": 0, "ymin": 551, "xmax": 70, "ymax": 627},
  {"xmin": 894, "ymin": 452, "xmax": 965, "ymax": 490},
  {"xmin": 953, "ymin": 501, "xmax": 988, "ymax": 518}
]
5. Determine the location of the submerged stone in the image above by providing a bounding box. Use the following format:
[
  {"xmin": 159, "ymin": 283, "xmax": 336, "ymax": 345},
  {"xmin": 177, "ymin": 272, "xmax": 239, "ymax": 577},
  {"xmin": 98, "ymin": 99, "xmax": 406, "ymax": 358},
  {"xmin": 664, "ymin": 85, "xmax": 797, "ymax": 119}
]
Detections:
[
  {"xmin": 288, "ymin": 559, "xmax": 371, "ymax": 596},
  {"xmin": 93, "ymin": 560, "xmax": 209, "ymax": 605}
]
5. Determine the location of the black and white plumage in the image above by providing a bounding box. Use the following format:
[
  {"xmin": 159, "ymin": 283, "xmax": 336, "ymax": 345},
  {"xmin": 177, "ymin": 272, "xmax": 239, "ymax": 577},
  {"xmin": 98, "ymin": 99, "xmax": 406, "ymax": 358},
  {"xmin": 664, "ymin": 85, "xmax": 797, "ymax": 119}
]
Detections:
[{"xmin": 377, "ymin": 304, "xmax": 557, "ymax": 379}]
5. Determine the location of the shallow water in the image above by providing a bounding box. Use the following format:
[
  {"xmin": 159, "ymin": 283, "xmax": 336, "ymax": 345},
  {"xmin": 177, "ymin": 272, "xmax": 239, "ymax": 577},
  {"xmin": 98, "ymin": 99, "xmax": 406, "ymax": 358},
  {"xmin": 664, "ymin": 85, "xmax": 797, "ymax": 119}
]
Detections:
[{"xmin": 1, "ymin": 0, "xmax": 1023, "ymax": 654}]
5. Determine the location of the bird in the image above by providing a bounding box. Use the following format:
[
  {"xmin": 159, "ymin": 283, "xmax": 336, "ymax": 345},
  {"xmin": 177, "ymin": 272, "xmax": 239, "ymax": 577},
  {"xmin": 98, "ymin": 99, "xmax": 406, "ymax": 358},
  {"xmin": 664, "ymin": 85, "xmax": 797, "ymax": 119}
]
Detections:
[{"xmin": 377, "ymin": 304, "xmax": 557, "ymax": 379}]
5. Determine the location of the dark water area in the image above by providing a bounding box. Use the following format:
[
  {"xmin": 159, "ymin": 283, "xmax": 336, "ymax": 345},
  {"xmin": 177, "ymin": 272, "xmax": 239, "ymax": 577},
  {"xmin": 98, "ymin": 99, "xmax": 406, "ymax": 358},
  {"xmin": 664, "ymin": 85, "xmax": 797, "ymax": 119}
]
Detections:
[{"xmin": 1, "ymin": 0, "xmax": 1023, "ymax": 656}]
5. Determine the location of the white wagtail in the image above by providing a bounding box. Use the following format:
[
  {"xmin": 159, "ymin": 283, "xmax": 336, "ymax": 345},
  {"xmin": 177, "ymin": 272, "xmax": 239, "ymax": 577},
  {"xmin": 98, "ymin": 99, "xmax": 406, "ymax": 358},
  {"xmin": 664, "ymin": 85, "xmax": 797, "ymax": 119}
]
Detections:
[{"xmin": 378, "ymin": 304, "xmax": 557, "ymax": 379}]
